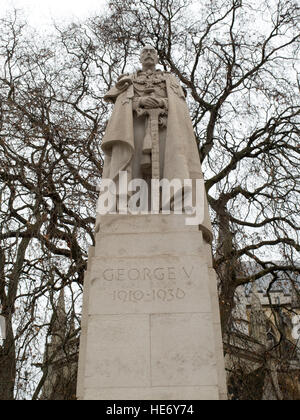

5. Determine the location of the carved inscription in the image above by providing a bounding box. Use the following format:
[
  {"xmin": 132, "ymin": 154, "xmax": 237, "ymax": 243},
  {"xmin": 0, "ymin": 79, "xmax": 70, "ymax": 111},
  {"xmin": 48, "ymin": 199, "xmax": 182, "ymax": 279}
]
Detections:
[
  {"xmin": 89, "ymin": 257, "xmax": 212, "ymax": 314},
  {"xmin": 113, "ymin": 288, "xmax": 186, "ymax": 303},
  {"xmin": 102, "ymin": 266, "xmax": 180, "ymax": 282},
  {"xmin": 98, "ymin": 265, "xmax": 195, "ymax": 304}
]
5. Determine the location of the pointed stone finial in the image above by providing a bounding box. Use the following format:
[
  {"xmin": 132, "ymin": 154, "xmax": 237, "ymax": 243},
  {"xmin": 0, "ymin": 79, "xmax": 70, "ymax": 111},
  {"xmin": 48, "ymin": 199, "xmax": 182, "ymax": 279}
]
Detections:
[
  {"xmin": 51, "ymin": 288, "xmax": 67, "ymax": 337},
  {"xmin": 291, "ymin": 285, "xmax": 300, "ymax": 309},
  {"xmin": 250, "ymin": 283, "xmax": 267, "ymax": 346}
]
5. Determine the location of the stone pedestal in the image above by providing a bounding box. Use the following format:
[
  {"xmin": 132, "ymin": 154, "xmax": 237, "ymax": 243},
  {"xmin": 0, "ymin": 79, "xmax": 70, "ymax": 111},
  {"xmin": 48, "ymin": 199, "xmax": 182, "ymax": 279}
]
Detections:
[{"xmin": 77, "ymin": 214, "xmax": 227, "ymax": 400}]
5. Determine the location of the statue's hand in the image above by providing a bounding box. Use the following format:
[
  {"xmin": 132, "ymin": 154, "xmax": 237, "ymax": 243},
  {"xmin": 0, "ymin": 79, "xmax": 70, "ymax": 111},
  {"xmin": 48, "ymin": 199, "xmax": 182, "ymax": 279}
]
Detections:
[
  {"xmin": 115, "ymin": 77, "xmax": 132, "ymax": 91},
  {"xmin": 139, "ymin": 96, "xmax": 162, "ymax": 109}
]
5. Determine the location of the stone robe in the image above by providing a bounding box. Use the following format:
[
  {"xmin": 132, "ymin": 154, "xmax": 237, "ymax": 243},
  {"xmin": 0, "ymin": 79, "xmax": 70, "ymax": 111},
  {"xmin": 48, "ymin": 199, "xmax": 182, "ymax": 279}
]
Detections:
[{"xmin": 101, "ymin": 70, "xmax": 212, "ymax": 242}]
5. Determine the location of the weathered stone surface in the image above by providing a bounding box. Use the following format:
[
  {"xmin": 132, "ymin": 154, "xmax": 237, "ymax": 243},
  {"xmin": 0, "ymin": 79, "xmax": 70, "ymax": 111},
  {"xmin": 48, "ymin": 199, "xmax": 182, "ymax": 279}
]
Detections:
[
  {"xmin": 84, "ymin": 315, "xmax": 151, "ymax": 389},
  {"xmin": 85, "ymin": 386, "xmax": 219, "ymax": 400},
  {"xmin": 94, "ymin": 231, "xmax": 204, "ymax": 258},
  {"xmin": 97, "ymin": 213, "xmax": 199, "ymax": 234},
  {"xmin": 77, "ymin": 214, "xmax": 227, "ymax": 400},
  {"xmin": 151, "ymin": 313, "xmax": 218, "ymax": 387}
]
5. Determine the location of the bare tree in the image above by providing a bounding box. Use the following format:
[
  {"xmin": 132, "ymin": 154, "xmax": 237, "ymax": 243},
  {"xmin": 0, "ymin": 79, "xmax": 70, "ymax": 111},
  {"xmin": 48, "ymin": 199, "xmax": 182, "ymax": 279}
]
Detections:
[
  {"xmin": 0, "ymin": 10, "xmax": 102, "ymax": 399},
  {"xmin": 0, "ymin": 0, "xmax": 299, "ymax": 399}
]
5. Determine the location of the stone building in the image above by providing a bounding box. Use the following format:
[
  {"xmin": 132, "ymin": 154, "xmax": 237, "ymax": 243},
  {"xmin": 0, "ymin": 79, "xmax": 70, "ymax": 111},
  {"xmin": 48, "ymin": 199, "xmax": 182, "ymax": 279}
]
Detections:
[
  {"xmin": 225, "ymin": 278, "xmax": 300, "ymax": 400},
  {"xmin": 40, "ymin": 289, "xmax": 78, "ymax": 400}
]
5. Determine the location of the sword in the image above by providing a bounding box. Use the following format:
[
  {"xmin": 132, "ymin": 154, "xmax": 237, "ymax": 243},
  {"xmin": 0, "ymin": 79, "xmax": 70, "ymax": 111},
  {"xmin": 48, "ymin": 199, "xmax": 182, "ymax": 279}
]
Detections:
[{"xmin": 137, "ymin": 104, "xmax": 166, "ymax": 180}]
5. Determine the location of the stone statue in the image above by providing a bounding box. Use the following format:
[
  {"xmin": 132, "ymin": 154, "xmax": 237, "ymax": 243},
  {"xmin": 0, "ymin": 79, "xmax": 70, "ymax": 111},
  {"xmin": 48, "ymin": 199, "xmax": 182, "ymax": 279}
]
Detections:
[
  {"xmin": 78, "ymin": 49, "xmax": 228, "ymax": 402},
  {"xmin": 101, "ymin": 45, "xmax": 212, "ymax": 241}
]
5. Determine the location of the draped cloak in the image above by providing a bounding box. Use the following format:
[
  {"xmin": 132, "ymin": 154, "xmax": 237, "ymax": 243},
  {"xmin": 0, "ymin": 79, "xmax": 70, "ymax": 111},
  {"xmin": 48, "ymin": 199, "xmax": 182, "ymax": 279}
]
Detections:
[{"xmin": 101, "ymin": 72, "xmax": 213, "ymax": 242}]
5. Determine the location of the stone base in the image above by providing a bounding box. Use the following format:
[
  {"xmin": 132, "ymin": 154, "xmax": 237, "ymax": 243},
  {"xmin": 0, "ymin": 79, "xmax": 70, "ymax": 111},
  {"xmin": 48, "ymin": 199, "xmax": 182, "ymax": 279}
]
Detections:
[{"xmin": 77, "ymin": 214, "xmax": 227, "ymax": 400}]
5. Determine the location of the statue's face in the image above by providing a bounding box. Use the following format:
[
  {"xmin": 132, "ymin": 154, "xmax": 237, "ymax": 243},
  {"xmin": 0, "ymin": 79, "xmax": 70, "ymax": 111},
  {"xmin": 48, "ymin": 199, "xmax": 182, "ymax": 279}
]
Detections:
[{"xmin": 140, "ymin": 47, "xmax": 158, "ymax": 68}]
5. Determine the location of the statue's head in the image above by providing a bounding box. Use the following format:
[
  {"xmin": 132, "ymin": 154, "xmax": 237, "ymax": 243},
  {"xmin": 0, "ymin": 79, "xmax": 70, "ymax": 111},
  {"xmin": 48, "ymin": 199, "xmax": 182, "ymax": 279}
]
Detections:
[{"xmin": 140, "ymin": 45, "xmax": 158, "ymax": 70}]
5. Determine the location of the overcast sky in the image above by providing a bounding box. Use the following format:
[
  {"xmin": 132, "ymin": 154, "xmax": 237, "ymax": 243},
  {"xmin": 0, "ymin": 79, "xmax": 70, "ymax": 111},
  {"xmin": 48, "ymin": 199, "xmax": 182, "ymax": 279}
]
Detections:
[{"xmin": 2, "ymin": 0, "xmax": 107, "ymax": 30}]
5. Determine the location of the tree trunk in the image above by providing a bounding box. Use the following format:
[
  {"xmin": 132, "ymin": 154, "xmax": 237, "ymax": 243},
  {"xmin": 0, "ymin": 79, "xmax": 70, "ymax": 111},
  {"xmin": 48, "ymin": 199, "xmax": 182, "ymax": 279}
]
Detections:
[{"xmin": 0, "ymin": 318, "xmax": 16, "ymax": 400}]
